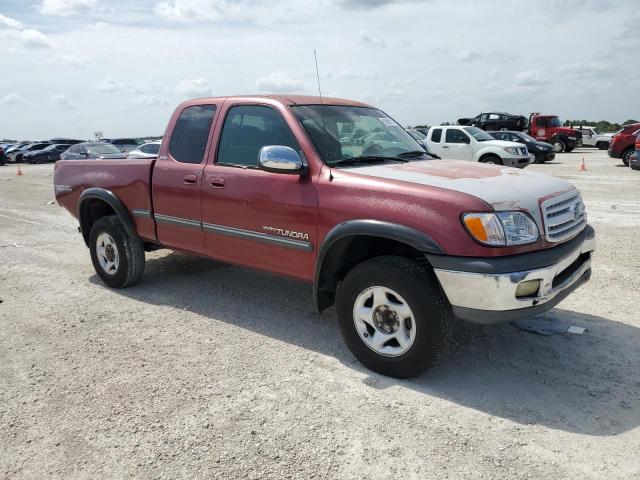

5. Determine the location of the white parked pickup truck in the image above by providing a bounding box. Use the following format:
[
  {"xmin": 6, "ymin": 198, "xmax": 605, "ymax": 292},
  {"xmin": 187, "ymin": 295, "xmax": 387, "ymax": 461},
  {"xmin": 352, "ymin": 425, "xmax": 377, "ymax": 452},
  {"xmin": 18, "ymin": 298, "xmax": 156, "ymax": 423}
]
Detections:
[
  {"xmin": 427, "ymin": 126, "xmax": 533, "ymax": 168},
  {"xmin": 574, "ymin": 126, "xmax": 612, "ymax": 150}
]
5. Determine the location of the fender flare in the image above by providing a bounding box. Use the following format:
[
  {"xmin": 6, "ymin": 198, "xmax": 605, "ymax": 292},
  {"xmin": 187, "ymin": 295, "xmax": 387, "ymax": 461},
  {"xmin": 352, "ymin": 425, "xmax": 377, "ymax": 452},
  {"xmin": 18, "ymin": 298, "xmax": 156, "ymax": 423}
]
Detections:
[
  {"xmin": 78, "ymin": 188, "xmax": 138, "ymax": 246},
  {"xmin": 313, "ymin": 219, "xmax": 443, "ymax": 312}
]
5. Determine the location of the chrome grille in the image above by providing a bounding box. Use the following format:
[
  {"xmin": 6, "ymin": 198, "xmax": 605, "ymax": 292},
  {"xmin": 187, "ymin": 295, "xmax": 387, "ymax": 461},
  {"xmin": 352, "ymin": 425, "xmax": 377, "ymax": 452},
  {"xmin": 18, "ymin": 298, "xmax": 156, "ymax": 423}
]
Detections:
[
  {"xmin": 541, "ymin": 190, "xmax": 587, "ymax": 242},
  {"xmin": 519, "ymin": 147, "xmax": 528, "ymax": 155}
]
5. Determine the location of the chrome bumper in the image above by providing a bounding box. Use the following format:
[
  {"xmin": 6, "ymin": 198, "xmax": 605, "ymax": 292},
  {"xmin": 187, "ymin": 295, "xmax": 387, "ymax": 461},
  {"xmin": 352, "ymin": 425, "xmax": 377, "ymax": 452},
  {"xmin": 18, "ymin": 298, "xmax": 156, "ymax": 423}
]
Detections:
[{"xmin": 431, "ymin": 229, "xmax": 595, "ymax": 324}]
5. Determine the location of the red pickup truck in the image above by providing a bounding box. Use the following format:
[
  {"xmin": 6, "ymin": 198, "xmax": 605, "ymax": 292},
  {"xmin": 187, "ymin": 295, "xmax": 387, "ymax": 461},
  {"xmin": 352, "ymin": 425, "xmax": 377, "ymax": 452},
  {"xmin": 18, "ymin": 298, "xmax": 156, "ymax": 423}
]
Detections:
[{"xmin": 54, "ymin": 95, "xmax": 595, "ymax": 378}]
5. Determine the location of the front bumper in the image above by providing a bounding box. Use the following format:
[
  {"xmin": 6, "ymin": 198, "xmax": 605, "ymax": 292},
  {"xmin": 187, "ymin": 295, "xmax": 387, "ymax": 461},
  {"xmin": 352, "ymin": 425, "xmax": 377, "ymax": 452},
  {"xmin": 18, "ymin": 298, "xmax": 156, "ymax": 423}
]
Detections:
[
  {"xmin": 608, "ymin": 148, "xmax": 621, "ymax": 159},
  {"xmin": 503, "ymin": 156, "xmax": 531, "ymax": 169},
  {"xmin": 427, "ymin": 225, "xmax": 595, "ymax": 324}
]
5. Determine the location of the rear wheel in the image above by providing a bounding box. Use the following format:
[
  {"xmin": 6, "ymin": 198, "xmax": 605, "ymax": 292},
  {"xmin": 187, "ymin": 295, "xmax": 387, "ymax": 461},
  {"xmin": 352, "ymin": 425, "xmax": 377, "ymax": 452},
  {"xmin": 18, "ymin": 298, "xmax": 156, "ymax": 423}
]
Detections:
[
  {"xmin": 596, "ymin": 142, "xmax": 607, "ymax": 150},
  {"xmin": 335, "ymin": 256, "xmax": 454, "ymax": 378},
  {"xmin": 565, "ymin": 146, "xmax": 575, "ymax": 153},
  {"xmin": 622, "ymin": 148, "xmax": 633, "ymax": 166},
  {"xmin": 89, "ymin": 215, "xmax": 145, "ymax": 288}
]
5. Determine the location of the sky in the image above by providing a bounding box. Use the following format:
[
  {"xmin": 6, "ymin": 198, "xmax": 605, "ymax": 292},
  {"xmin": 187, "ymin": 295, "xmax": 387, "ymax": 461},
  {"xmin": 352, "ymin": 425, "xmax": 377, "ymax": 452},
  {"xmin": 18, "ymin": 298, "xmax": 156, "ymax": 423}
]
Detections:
[{"xmin": 0, "ymin": 0, "xmax": 639, "ymax": 140}]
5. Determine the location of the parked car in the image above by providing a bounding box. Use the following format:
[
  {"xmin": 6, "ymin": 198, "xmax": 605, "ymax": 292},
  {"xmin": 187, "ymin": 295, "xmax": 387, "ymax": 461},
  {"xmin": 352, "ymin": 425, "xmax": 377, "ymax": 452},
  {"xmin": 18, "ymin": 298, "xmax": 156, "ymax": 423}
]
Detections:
[
  {"xmin": 527, "ymin": 114, "xmax": 582, "ymax": 153},
  {"xmin": 60, "ymin": 142, "xmax": 127, "ymax": 160},
  {"xmin": 54, "ymin": 95, "xmax": 594, "ymax": 378},
  {"xmin": 629, "ymin": 134, "xmax": 640, "ymax": 171},
  {"xmin": 458, "ymin": 112, "xmax": 528, "ymax": 131},
  {"xmin": 8, "ymin": 142, "xmax": 51, "ymax": 163},
  {"xmin": 4, "ymin": 143, "xmax": 28, "ymax": 155},
  {"xmin": 100, "ymin": 138, "xmax": 143, "ymax": 153},
  {"xmin": 49, "ymin": 137, "xmax": 85, "ymax": 145},
  {"xmin": 23, "ymin": 144, "xmax": 72, "ymax": 164},
  {"xmin": 127, "ymin": 142, "xmax": 161, "ymax": 159},
  {"xmin": 574, "ymin": 126, "xmax": 611, "ymax": 150},
  {"xmin": 608, "ymin": 123, "xmax": 640, "ymax": 166},
  {"xmin": 426, "ymin": 126, "xmax": 532, "ymax": 167},
  {"xmin": 488, "ymin": 131, "xmax": 555, "ymax": 163},
  {"xmin": 406, "ymin": 129, "xmax": 440, "ymax": 159}
]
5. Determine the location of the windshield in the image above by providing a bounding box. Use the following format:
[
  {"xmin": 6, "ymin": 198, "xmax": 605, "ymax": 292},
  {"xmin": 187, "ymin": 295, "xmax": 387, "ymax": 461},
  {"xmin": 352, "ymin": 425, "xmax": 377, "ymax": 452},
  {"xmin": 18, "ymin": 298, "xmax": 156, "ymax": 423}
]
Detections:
[
  {"xmin": 87, "ymin": 144, "xmax": 121, "ymax": 154},
  {"xmin": 548, "ymin": 116, "xmax": 562, "ymax": 127},
  {"xmin": 291, "ymin": 105, "xmax": 426, "ymax": 165},
  {"xmin": 516, "ymin": 132, "xmax": 537, "ymax": 142},
  {"xmin": 463, "ymin": 126, "xmax": 494, "ymax": 142},
  {"xmin": 408, "ymin": 129, "xmax": 426, "ymax": 140}
]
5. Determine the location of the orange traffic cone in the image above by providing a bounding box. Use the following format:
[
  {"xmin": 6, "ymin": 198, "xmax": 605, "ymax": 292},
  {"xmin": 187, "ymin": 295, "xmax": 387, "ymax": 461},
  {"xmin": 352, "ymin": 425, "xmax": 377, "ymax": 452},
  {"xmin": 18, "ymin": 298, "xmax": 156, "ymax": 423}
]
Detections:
[
  {"xmin": 16, "ymin": 165, "xmax": 23, "ymax": 176},
  {"xmin": 578, "ymin": 158, "xmax": 587, "ymax": 171}
]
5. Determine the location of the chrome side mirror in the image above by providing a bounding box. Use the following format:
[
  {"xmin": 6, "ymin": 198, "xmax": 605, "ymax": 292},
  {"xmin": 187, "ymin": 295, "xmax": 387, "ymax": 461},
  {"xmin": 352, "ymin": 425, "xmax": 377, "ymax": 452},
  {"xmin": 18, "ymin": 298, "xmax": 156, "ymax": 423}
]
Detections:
[{"xmin": 258, "ymin": 145, "xmax": 305, "ymax": 174}]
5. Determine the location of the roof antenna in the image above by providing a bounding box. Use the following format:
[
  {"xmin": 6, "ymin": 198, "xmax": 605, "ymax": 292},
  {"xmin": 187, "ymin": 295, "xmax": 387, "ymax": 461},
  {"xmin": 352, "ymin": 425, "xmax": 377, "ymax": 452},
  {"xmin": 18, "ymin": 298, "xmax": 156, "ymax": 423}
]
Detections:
[{"xmin": 314, "ymin": 49, "xmax": 326, "ymax": 130}]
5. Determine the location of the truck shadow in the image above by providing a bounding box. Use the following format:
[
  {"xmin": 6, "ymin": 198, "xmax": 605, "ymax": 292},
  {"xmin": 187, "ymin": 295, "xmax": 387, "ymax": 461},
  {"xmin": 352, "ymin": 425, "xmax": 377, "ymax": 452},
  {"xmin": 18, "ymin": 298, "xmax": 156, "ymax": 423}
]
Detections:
[{"xmin": 97, "ymin": 251, "xmax": 640, "ymax": 437}]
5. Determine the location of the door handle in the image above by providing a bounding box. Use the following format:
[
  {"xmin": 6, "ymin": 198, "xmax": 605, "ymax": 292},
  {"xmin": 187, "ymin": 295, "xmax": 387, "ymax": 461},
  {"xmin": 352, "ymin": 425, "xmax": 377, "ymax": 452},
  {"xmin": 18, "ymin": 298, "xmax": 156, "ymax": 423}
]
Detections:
[
  {"xmin": 442, "ymin": 145, "xmax": 450, "ymax": 148},
  {"xmin": 184, "ymin": 174, "xmax": 198, "ymax": 185},
  {"xmin": 210, "ymin": 177, "xmax": 225, "ymax": 188}
]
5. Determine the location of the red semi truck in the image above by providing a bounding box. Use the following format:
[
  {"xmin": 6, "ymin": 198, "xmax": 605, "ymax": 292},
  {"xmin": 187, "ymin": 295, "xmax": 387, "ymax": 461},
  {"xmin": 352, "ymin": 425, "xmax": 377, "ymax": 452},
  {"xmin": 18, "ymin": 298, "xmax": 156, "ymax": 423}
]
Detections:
[
  {"xmin": 54, "ymin": 95, "xmax": 595, "ymax": 378},
  {"xmin": 527, "ymin": 113, "xmax": 582, "ymax": 153}
]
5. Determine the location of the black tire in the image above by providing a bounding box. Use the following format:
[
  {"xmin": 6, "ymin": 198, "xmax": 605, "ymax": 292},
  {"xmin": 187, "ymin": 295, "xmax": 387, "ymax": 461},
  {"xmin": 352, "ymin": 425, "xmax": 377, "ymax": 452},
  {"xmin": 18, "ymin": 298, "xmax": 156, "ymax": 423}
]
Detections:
[
  {"xmin": 480, "ymin": 154, "xmax": 502, "ymax": 165},
  {"xmin": 622, "ymin": 148, "xmax": 633, "ymax": 166},
  {"xmin": 596, "ymin": 142, "xmax": 607, "ymax": 150},
  {"xmin": 552, "ymin": 139, "xmax": 565, "ymax": 153},
  {"xmin": 335, "ymin": 256, "xmax": 454, "ymax": 378},
  {"xmin": 89, "ymin": 215, "xmax": 145, "ymax": 288},
  {"xmin": 565, "ymin": 146, "xmax": 575, "ymax": 153}
]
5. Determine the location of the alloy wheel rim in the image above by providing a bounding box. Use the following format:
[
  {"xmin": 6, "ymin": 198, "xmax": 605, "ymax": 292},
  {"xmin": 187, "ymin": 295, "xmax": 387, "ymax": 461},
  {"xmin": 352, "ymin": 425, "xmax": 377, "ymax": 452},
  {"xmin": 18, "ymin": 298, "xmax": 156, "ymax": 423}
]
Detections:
[
  {"xmin": 353, "ymin": 286, "xmax": 416, "ymax": 357},
  {"xmin": 96, "ymin": 232, "xmax": 119, "ymax": 275}
]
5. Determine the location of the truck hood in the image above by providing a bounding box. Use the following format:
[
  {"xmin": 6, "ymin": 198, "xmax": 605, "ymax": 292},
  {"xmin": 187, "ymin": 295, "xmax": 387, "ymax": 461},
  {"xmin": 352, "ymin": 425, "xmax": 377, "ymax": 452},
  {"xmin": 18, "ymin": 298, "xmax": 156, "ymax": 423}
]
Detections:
[
  {"xmin": 340, "ymin": 160, "xmax": 575, "ymax": 229},
  {"xmin": 479, "ymin": 139, "xmax": 526, "ymax": 149}
]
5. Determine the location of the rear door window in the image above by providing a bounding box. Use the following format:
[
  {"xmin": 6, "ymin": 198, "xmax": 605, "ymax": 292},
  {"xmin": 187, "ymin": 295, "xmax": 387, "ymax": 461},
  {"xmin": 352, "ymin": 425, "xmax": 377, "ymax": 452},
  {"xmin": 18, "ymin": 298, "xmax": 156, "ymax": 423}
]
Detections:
[
  {"xmin": 430, "ymin": 128, "xmax": 442, "ymax": 143},
  {"xmin": 169, "ymin": 105, "xmax": 217, "ymax": 164}
]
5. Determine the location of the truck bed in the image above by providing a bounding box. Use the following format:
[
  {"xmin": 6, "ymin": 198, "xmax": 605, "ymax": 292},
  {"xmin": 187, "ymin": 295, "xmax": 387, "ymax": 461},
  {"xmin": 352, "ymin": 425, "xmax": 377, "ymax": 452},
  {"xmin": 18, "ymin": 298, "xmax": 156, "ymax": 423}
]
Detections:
[{"xmin": 54, "ymin": 158, "xmax": 157, "ymax": 241}]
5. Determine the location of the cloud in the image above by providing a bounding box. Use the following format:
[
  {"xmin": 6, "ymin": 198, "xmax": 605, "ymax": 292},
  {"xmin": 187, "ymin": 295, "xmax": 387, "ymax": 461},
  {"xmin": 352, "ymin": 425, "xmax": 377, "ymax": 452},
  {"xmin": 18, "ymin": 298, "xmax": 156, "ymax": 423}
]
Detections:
[
  {"xmin": 1, "ymin": 93, "xmax": 26, "ymax": 105},
  {"xmin": 513, "ymin": 70, "xmax": 550, "ymax": 87},
  {"xmin": 358, "ymin": 30, "xmax": 385, "ymax": 47},
  {"xmin": 341, "ymin": 0, "xmax": 424, "ymax": 9},
  {"xmin": 0, "ymin": 14, "xmax": 51, "ymax": 49},
  {"xmin": 455, "ymin": 49, "xmax": 482, "ymax": 62},
  {"xmin": 560, "ymin": 62, "xmax": 610, "ymax": 78},
  {"xmin": 255, "ymin": 72, "xmax": 307, "ymax": 93},
  {"xmin": 0, "ymin": 13, "xmax": 23, "ymax": 30},
  {"xmin": 19, "ymin": 29, "xmax": 52, "ymax": 48},
  {"xmin": 97, "ymin": 76, "xmax": 141, "ymax": 94},
  {"xmin": 175, "ymin": 78, "xmax": 214, "ymax": 97},
  {"xmin": 39, "ymin": 0, "xmax": 98, "ymax": 16},
  {"xmin": 50, "ymin": 93, "xmax": 77, "ymax": 109},
  {"xmin": 50, "ymin": 53, "xmax": 92, "ymax": 69},
  {"xmin": 136, "ymin": 95, "xmax": 172, "ymax": 106},
  {"xmin": 326, "ymin": 69, "xmax": 378, "ymax": 80}
]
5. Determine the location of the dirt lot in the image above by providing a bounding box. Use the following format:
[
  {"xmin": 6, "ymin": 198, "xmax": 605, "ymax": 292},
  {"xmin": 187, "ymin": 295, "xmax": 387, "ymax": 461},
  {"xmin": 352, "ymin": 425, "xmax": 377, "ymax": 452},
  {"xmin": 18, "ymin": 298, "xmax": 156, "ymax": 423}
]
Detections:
[{"xmin": 1, "ymin": 149, "xmax": 639, "ymax": 479}]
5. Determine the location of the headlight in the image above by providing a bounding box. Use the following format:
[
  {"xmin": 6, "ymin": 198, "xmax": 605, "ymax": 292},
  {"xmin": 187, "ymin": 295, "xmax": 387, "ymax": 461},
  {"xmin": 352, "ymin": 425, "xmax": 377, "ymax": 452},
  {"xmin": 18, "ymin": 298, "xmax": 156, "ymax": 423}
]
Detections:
[
  {"xmin": 462, "ymin": 211, "xmax": 539, "ymax": 246},
  {"xmin": 568, "ymin": 136, "xmax": 576, "ymax": 140},
  {"xmin": 502, "ymin": 147, "xmax": 519, "ymax": 155}
]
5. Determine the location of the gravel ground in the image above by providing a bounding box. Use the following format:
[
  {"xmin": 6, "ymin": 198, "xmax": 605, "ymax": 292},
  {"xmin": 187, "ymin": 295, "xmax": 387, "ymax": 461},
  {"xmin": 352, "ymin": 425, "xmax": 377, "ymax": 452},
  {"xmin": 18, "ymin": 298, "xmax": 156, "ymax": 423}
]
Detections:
[{"xmin": 1, "ymin": 149, "xmax": 639, "ymax": 479}]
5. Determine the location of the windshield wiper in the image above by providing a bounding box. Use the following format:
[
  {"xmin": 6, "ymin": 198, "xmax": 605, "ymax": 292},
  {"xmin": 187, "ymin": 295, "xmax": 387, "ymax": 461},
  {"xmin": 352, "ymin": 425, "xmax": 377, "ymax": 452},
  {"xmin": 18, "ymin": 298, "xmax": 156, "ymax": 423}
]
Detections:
[
  {"xmin": 331, "ymin": 155, "xmax": 408, "ymax": 166},
  {"xmin": 397, "ymin": 150, "xmax": 428, "ymax": 158}
]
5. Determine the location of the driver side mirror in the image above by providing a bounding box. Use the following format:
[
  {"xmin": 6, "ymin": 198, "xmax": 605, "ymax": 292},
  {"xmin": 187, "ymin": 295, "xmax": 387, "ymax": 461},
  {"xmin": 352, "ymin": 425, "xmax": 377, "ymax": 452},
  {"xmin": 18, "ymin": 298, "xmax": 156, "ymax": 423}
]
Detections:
[{"xmin": 259, "ymin": 146, "xmax": 306, "ymax": 175}]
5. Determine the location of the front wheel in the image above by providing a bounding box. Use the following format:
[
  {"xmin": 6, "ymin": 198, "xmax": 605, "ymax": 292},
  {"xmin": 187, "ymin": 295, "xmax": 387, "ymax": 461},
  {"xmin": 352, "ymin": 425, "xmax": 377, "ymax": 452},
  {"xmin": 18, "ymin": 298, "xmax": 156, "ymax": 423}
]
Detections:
[
  {"xmin": 481, "ymin": 154, "xmax": 502, "ymax": 165},
  {"xmin": 89, "ymin": 215, "xmax": 145, "ymax": 288},
  {"xmin": 552, "ymin": 139, "xmax": 566, "ymax": 153},
  {"xmin": 565, "ymin": 146, "xmax": 575, "ymax": 153},
  {"xmin": 335, "ymin": 256, "xmax": 454, "ymax": 378}
]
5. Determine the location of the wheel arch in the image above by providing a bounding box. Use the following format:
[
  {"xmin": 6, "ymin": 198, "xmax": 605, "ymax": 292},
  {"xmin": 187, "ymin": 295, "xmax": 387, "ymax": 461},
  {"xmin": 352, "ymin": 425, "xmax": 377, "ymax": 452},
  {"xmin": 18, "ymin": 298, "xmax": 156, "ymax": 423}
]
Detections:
[
  {"xmin": 78, "ymin": 188, "xmax": 138, "ymax": 247},
  {"xmin": 313, "ymin": 220, "xmax": 443, "ymax": 313},
  {"xmin": 478, "ymin": 151, "xmax": 502, "ymax": 163}
]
